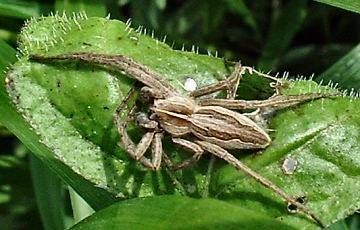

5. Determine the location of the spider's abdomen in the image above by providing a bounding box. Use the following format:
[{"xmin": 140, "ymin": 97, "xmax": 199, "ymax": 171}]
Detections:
[{"xmin": 190, "ymin": 106, "xmax": 271, "ymax": 149}]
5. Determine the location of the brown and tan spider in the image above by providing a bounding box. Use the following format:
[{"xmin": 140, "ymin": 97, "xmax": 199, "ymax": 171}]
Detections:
[{"xmin": 30, "ymin": 52, "xmax": 333, "ymax": 227}]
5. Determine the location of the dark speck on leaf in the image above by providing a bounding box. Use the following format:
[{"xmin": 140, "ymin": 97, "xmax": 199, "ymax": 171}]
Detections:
[
  {"xmin": 82, "ymin": 42, "xmax": 92, "ymax": 47},
  {"xmin": 287, "ymin": 196, "xmax": 307, "ymax": 213},
  {"xmin": 56, "ymin": 80, "xmax": 61, "ymax": 87},
  {"xmin": 103, "ymin": 106, "xmax": 109, "ymax": 110}
]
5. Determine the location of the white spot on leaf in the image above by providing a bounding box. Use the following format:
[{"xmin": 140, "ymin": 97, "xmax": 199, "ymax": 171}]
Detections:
[
  {"xmin": 281, "ymin": 156, "xmax": 298, "ymax": 175},
  {"xmin": 184, "ymin": 78, "xmax": 197, "ymax": 92}
]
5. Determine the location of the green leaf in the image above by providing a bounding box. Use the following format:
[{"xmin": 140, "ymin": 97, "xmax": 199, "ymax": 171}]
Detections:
[
  {"xmin": 0, "ymin": 0, "xmax": 40, "ymax": 19},
  {"xmin": 314, "ymin": 0, "xmax": 360, "ymax": 14},
  {"xmin": 70, "ymin": 196, "xmax": 296, "ymax": 230},
  {"xmin": 327, "ymin": 219, "xmax": 350, "ymax": 230},
  {"xmin": 257, "ymin": 0, "xmax": 307, "ymax": 70},
  {"xmin": 0, "ymin": 121, "xmax": 11, "ymax": 135},
  {"xmin": 7, "ymin": 14, "xmax": 230, "ymax": 202},
  {"xmin": 68, "ymin": 186, "xmax": 94, "ymax": 224},
  {"xmin": 0, "ymin": 41, "xmax": 16, "ymax": 134},
  {"xmin": 0, "ymin": 40, "xmax": 117, "ymax": 211},
  {"xmin": 4, "ymin": 15, "xmax": 360, "ymax": 229},
  {"xmin": 0, "ymin": 40, "xmax": 19, "ymax": 137},
  {"xmin": 0, "ymin": 40, "xmax": 16, "ymax": 69},
  {"xmin": 316, "ymin": 43, "xmax": 360, "ymax": 90},
  {"xmin": 30, "ymin": 154, "xmax": 67, "ymax": 230},
  {"xmin": 214, "ymin": 80, "xmax": 360, "ymax": 228}
]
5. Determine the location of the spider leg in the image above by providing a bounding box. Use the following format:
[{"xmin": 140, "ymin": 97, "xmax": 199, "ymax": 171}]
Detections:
[
  {"xmin": 151, "ymin": 132, "xmax": 164, "ymax": 170},
  {"xmin": 190, "ymin": 62, "xmax": 242, "ymax": 98},
  {"xmin": 241, "ymin": 66, "xmax": 280, "ymax": 82},
  {"xmin": 162, "ymin": 138, "xmax": 204, "ymax": 171},
  {"xmin": 194, "ymin": 140, "xmax": 325, "ymax": 227},
  {"xmin": 190, "ymin": 62, "xmax": 286, "ymax": 99},
  {"xmin": 113, "ymin": 92, "xmax": 161, "ymax": 170},
  {"xmin": 190, "ymin": 66, "xmax": 241, "ymax": 177},
  {"xmin": 113, "ymin": 111, "xmax": 156, "ymax": 169},
  {"xmin": 198, "ymin": 93, "xmax": 336, "ymax": 110},
  {"xmin": 115, "ymin": 84, "xmax": 138, "ymax": 117},
  {"xmin": 140, "ymin": 86, "xmax": 166, "ymax": 100}
]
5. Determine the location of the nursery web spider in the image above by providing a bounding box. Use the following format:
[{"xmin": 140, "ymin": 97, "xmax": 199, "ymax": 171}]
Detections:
[{"xmin": 30, "ymin": 52, "xmax": 332, "ymax": 227}]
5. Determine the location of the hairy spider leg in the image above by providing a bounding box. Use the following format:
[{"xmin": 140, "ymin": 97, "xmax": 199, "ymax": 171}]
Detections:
[
  {"xmin": 113, "ymin": 87, "xmax": 161, "ymax": 170},
  {"xmin": 162, "ymin": 137, "xmax": 205, "ymax": 170},
  {"xmin": 195, "ymin": 140, "xmax": 325, "ymax": 228},
  {"xmin": 190, "ymin": 62, "xmax": 243, "ymax": 98}
]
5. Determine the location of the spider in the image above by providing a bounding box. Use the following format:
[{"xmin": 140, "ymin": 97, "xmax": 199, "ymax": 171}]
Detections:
[{"xmin": 30, "ymin": 53, "xmax": 333, "ymax": 227}]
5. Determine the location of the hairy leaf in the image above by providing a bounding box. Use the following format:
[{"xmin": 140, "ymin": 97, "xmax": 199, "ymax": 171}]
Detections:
[{"xmin": 3, "ymin": 15, "xmax": 360, "ymax": 229}]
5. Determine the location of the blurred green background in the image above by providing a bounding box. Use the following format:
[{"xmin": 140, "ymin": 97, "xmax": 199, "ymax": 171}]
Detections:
[{"xmin": 1, "ymin": 0, "xmax": 360, "ymax": 229}]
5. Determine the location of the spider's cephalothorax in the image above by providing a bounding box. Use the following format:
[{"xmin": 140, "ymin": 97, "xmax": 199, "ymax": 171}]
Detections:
[{"xmin": 30, "ymin": 52, "xmax": 334, "ymax": 227}]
